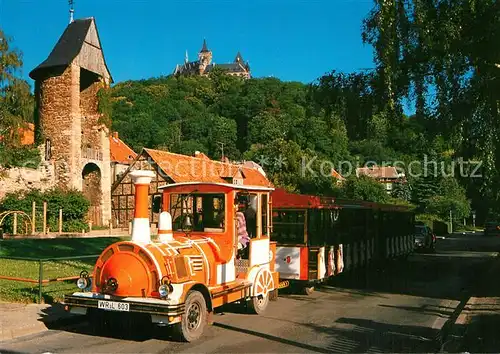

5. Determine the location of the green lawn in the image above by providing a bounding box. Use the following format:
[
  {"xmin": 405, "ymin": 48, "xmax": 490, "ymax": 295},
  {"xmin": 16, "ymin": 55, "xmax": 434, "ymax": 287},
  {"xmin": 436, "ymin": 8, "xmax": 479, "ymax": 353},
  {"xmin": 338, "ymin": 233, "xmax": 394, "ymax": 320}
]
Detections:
[{"xmin": 0, "ymin": 237, "xmax": 130, "ymax": 303}]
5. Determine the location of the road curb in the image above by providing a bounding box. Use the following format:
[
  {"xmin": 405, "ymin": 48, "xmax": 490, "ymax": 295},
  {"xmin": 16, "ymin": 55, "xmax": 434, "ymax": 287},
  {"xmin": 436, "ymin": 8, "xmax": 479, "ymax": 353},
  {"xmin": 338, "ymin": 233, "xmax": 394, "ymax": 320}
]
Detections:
[{"xmin": 439, "ymin": 297, "xmax": 477, "ymax": 352}]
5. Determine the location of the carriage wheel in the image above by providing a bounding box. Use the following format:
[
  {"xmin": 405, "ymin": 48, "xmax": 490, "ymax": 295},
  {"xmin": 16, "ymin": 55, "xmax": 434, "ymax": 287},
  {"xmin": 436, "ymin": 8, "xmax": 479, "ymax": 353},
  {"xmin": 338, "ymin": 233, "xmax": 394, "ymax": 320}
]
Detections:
[
  {"xmin": 248, "ymin": 269, "xmax": 274, "ymax": 315},
  {"xmin": 303, "ymin": 286, "xmax": 315, "ymax": 295}
]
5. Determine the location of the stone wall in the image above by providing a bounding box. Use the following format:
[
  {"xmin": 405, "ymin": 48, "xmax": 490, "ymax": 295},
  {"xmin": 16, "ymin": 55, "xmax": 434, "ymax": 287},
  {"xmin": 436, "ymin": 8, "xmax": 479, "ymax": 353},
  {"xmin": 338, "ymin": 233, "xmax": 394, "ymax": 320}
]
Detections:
[
  {"xmin": 80, "ymin": 76, "xmax": 104, "ymax": 149},
  {"xmin": 0, "ymin": 154, "xmax": 56, "ymax": 200},
  {"xmin": 37, "ymin": 65, "xmax": 81, "ymax": 190}
]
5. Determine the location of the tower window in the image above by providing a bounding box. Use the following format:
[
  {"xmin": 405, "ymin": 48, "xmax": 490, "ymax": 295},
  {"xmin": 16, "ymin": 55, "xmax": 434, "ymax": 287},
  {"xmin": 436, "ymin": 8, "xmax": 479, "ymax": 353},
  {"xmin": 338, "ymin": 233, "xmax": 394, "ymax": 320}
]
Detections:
[{"xmin": 45, "ymin": 139, "xmax": 52, "ymax": 161}]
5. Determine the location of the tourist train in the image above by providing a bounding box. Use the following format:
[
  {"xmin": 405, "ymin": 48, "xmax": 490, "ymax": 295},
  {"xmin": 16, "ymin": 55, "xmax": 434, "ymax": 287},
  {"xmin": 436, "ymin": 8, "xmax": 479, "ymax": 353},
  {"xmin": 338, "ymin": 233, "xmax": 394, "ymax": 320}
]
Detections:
[
  {"xmin": 272, "ymin": 188, "xmax": 415, "ymax": 294},
  {"xmin": 63, "ymin": 170, "xmax": 414, "ymax": 341}
]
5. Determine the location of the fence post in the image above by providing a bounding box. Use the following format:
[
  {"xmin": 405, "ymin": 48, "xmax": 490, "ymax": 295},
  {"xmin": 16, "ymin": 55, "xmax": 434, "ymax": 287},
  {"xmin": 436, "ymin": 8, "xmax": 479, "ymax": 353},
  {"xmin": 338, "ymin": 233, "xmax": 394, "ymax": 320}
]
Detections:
[
  {"xmin": 59, "ymin": 209, "xmax": 63, "ymax": 234},
  {"xmin": 32, "ymin": 201, "xmax": 36, "ymax": 235},
  {"xmin": 13, "ymin": 213, "xmax": 17, "ymax": 235},
  {"xmin": 38, "ymin": 260, "xmax": 43, "ymax": 304},
  {"xmin": 43, "ymin": 202, "xmax": 47, "ymax": 235}
]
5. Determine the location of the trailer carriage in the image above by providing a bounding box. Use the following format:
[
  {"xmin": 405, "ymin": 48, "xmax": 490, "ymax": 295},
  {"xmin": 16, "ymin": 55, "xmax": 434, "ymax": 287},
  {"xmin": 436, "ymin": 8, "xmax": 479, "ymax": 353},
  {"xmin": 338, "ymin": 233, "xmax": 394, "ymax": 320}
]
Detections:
[{"xmin": 271, "ymin": 188, "xmax": 415, "ymax": 294}]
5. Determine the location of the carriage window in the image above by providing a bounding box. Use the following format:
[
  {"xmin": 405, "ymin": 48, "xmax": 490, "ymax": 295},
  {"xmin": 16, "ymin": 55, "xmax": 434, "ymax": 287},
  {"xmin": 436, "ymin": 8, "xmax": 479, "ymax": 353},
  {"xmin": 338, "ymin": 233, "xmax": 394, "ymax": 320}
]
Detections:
[
  {"xmin": 170, "ymin": 193, "xmax": 225, "ymax": 232},
  {"xmin": 261, "ymin": 193, "xmax": 268, "ymax": 236},
  {"xmin": 271, "ymin": 210, "xmax": 306, "ymax": 244}
]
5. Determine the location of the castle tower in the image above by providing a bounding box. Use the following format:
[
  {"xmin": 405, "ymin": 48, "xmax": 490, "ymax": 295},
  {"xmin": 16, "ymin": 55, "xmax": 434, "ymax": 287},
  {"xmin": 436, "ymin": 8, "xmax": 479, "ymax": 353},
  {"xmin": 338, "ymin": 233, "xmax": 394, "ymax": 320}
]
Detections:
[
  {"xmin": 29, "ymin": 17, "xmax": 113, "ymax": 227},
  {"xmin": 198, "ymin": 39, "xmax": 212, "ymax": 74}
]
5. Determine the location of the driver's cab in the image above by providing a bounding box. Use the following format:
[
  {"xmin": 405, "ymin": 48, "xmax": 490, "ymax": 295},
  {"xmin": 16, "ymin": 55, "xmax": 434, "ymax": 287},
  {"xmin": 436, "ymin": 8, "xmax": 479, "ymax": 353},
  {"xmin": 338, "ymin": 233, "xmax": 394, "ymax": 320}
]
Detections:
[{"xmin": 159, "ymin": 182, "xmax": 276, "ymax": 280}]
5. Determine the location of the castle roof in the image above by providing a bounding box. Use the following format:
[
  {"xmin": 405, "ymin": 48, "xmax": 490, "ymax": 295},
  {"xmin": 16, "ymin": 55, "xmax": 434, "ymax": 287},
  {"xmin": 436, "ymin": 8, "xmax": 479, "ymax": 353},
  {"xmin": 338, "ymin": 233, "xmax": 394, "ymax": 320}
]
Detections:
[
  {"xmin": 205, "ymin": 62, "xmax": 249, "ymax": 74},
  {"xmin": 200, "ymin": 39, "xmax": 210, "ymax": 53},
  {"xmin": 30, "ymin": 18, "xmax": 113, "ymax": 82},
  {"xmin": 234, "ymin": 51, "xmax": 244, "ymax": 63},
  {"xmin": 173, "ymin": 60, "xmax": 200, "ymax": 75}
]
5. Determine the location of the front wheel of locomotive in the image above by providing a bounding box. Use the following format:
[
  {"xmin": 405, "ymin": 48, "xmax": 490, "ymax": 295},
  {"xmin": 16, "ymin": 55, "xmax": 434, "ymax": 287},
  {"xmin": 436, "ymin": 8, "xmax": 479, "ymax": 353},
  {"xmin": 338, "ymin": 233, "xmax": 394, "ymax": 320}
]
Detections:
[{"xmin": 173, "ymin": 290, "xmax": 207, "ymax": 342}]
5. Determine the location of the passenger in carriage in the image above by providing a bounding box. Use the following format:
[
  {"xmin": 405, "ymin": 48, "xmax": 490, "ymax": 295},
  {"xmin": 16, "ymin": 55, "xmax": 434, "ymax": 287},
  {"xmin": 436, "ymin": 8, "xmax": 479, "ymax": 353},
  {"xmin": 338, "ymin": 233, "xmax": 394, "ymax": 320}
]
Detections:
[
  {"xmin": 244, "ymin": 198, "xmax": 257, "ymax": 238},
  {"xmin": 236, "ymin": 199, "xmax": 250, "ymax": 259}
]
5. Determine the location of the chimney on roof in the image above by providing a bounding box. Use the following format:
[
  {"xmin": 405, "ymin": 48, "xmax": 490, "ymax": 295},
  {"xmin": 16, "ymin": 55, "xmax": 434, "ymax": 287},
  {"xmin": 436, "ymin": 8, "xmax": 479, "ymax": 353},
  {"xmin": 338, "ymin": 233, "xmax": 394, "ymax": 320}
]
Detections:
[
  {"xmin": 113, "ymin": 132, "xmax": 119, "ymax": 139},
  {"xmin": 195, "ymin": 151, "xmax": 201, "ymax": 156}
]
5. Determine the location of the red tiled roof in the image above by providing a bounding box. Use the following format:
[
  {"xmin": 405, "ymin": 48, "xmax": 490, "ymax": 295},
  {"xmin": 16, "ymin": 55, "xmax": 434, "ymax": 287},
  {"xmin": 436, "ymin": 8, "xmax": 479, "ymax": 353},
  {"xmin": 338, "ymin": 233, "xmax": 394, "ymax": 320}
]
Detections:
[
  {"xmin": 356, "ymin": 166, "xmax": 402, "ymax": 179},
  {"xmin": 109, "ymin": 133, "xmax": 137, "ymax": 164},
  {"xmin": 144, "ymin": 148, "xmax": 273, "ymax": 188},
  {"xmin": 19, "ymin": 123, "xmax": 35, "ymax": 145},
  {"xmin": 0, "ymin": 123, "xmax": 35, "ymax": 146}
]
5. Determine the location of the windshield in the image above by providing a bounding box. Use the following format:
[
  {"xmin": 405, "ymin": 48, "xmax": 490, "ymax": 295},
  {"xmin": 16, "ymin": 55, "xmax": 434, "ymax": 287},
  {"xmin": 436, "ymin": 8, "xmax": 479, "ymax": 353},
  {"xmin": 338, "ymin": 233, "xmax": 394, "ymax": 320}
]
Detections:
[
  {"xmin": 170, "ymin": 193, "xmax": 225, "ymax": 232},
  {"xmin": 415, "ymin": 226, "xmax": 426, "ymax": 235}
]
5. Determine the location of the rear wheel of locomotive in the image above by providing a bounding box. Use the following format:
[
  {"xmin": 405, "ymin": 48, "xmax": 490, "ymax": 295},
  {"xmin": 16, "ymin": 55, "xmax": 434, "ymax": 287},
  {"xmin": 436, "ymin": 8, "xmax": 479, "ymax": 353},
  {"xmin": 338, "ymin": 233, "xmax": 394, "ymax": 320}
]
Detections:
[
  {"xmin": 173, "ymin": 290, "xmax": 207, "ymax": 342},
  {"xmin": 248, "ymin": 293, "xmax": 270, "ymax": 315}
]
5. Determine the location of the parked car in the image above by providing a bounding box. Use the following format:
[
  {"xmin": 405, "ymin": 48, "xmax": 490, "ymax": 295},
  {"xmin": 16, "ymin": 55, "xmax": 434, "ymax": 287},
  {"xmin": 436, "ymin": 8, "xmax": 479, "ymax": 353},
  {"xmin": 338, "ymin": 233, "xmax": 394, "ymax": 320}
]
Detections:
[
  {"xmin": 484, "ymin": 221, "xmax": 500, "ymax": 236},
  {"xmin": 414, "ymin": 224, "xmax": 436, "ymax": 252}
]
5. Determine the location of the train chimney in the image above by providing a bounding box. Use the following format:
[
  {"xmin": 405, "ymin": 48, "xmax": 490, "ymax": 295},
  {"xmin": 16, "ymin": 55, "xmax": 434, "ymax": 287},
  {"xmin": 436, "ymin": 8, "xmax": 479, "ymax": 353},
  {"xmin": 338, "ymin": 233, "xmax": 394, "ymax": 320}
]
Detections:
[
  {"xmin": 130, "ymin": 170, "xmax": 155, "ymax": 244},
  {"xmin": 158, "ymin": 211, "xmax": 173, "ymax": 242}
]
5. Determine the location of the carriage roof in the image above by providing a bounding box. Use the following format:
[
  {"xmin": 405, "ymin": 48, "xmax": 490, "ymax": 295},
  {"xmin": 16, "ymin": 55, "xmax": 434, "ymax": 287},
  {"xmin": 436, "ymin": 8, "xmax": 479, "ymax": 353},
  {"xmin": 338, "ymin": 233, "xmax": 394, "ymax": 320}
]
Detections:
[
  {"xmin": 159, "ymin": 182, "xmax": 274, "ymax": 192},
  {"xmin": 272, "ymin": 188, "xmax": 412, "ymax": 212}
]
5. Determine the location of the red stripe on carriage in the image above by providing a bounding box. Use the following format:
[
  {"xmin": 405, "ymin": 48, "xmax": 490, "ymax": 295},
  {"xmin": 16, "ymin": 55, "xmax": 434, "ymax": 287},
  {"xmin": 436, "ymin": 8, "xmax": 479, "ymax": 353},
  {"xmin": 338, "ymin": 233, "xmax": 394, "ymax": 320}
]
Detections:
[{"xmin": 300, "ymin": 247, "xmax": 309, "ymax": 280}]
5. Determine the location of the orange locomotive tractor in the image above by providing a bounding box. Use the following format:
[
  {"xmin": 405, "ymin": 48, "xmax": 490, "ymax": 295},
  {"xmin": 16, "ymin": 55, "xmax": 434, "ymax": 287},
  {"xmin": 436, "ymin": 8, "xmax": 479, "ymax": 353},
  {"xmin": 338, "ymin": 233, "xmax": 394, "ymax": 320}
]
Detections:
[{"xmin": 64, "ymin": 170, "xmax": 279, "ymax": 342}]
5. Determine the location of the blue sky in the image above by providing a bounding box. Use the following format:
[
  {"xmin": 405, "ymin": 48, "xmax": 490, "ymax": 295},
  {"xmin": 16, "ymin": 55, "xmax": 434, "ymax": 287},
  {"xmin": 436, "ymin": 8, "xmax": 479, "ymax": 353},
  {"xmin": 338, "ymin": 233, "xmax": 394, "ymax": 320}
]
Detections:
[{"xmin": 0, "ymin": 0, "xmax": 376, "ymax": 87}]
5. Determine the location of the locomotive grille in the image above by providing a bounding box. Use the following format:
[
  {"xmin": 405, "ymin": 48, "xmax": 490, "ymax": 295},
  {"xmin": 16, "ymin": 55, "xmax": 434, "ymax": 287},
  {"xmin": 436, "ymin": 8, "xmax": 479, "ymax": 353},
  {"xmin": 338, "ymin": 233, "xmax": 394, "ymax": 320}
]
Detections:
[{"xmin": 190, "ymin": 256, "xmax": 204, "ymax": 272}]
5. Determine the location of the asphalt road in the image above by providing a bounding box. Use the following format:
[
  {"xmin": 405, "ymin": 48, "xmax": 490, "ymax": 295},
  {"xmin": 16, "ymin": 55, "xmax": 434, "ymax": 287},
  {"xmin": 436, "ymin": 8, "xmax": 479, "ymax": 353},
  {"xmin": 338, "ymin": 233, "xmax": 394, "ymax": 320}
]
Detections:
[{"xmin": 2, "ymin": 232, "xmax": 500, "ymax": 354}]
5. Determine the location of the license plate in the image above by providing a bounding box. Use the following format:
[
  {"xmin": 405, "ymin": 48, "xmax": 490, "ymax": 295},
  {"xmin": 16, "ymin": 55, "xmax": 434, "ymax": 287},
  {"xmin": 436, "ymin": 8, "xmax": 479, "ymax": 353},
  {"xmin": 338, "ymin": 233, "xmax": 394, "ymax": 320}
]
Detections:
[{"xmin": 98, "ymin": 300, "xmax": 130, "ymax": 312}]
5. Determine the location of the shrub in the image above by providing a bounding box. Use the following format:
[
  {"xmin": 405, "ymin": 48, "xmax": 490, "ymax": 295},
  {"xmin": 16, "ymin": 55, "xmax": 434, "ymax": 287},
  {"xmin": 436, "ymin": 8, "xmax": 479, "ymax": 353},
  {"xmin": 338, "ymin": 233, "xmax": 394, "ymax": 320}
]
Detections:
[{"xmin": 0, "ymin": 188, "xmax": 90, "ymax": 233}]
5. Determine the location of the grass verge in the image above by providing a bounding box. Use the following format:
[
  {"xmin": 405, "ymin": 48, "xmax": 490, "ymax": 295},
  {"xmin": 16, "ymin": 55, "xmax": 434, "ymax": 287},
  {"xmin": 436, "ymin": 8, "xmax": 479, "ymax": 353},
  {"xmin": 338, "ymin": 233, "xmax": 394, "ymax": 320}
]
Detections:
[{"xmin": 0, "ymin": 236, "xmax": 130, "ymax": 303}]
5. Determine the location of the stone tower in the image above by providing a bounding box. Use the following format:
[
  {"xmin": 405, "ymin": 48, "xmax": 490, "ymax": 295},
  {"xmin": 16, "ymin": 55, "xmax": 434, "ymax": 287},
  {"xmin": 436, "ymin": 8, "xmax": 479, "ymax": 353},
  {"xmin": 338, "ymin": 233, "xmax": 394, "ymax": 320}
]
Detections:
[
  {"xmin": 198, "ymin": 39, "xmax": 213, "ymax": 74},
  {"xmin": 29, "ymin": 17, "xmax": 113, "ymax": 226}
]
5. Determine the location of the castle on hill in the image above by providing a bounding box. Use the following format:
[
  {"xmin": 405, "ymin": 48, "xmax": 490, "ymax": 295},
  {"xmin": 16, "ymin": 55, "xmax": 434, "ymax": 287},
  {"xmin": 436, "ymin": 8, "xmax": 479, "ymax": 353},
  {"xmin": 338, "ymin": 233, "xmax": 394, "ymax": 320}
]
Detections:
[{"xmin": 173, "ymin": 40, "xmax": 251, "ymax": 79}]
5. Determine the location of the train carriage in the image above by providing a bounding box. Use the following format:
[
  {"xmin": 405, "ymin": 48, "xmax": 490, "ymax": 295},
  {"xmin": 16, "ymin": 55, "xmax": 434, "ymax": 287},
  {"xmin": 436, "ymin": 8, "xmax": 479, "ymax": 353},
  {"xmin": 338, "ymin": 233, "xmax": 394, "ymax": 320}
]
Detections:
[
  {"xmin": 63, "ymin": 171, "xmax": 279, "ymax": 342},
  {"xmin": 271, "ymin": 188, "xmax": 415, "ymax": 294}
]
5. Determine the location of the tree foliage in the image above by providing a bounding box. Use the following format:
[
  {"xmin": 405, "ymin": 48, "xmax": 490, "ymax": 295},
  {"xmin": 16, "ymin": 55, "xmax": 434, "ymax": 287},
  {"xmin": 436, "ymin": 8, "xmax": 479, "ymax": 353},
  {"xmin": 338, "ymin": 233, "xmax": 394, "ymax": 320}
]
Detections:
[
  {"xmin": 0, "ymin": 29, "xmax": 38, "ymax": 170},
  {"xmin": 0, "ymin": 29, "xmax": 34, "ymax": 145},
  {"xmin": 338, "ymin": 175, "xmax": 391, "ymax": 203}
]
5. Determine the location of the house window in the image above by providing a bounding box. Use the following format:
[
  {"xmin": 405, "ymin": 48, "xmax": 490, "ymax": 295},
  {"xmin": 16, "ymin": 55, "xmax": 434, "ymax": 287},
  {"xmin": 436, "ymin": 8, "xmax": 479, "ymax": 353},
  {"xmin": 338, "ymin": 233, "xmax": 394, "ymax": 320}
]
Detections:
[{"xmin": 45, "ymin": 139, "xmax": 52, "ymax": 161}]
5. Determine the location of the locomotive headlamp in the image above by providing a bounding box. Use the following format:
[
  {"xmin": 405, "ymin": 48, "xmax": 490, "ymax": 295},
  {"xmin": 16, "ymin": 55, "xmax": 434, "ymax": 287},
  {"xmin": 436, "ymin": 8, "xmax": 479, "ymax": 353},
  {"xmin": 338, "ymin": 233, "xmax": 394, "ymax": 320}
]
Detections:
[
  {"xmin": 77, "ymin": 270, "xmax": 91, "ymax": 290},
  {"xmin": 76, "ymin": 277, "xmax": 88, "ymax": 289},
  {"xmin": 158, "ymin": 284, "xmax": 170, "ymax": 298}
]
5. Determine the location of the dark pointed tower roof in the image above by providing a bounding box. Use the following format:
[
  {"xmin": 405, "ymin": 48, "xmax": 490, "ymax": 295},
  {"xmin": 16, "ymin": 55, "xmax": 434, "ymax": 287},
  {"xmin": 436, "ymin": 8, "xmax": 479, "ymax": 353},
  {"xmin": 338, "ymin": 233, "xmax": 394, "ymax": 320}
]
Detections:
[
  {"xmin": 29, "ymin": 17, "xmax": 113, "ymax": 82},
  {"xmin": 234, "ymin": 51, "xmax": 244, "ymax": 63},
  {"xmin": 200, "ymin": 39, "xmax": 210, "ymax": 53}
]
